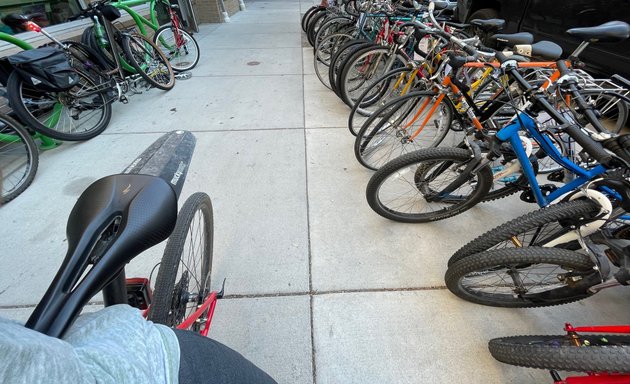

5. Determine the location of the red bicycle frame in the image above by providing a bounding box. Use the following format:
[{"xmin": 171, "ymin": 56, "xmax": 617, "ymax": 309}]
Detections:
[
  {"xmin": 137, "ymin": 277, "xmax": 220, "ymax": 337},
  {"xmin": 551, "ymin": 323, "xmax": 630, "ymax": 384}
]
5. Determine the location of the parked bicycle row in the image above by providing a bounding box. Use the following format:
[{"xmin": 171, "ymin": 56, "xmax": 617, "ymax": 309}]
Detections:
[
  {"xmin": 304, "ymin": 0, "xmax": 630, "ymax": 381},
  {"xmin": 0, "ymin": 0, "xmax": 200, "ymax": 203}
]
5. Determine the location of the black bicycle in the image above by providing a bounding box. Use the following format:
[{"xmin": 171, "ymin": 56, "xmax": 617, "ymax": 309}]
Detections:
[{"xmin": 4, "ymin": 1, "xmax": 175, "ymax": 141}]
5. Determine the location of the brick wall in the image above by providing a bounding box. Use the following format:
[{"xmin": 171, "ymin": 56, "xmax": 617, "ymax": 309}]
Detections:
[
  {"xmin": 225, "ymin": 0, "xmax": 240, "ymax": 15},
  {"xmin": 191, "ymin": 0, "xmax": 241, "ymax": 23}
]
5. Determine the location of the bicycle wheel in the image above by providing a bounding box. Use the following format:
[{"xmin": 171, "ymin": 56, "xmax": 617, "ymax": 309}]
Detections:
[
  {"xmin": 339, "ymin": 45, "xmax": 409, "ymax": 108},
  {"xmin": 62, "ymin": 40, "xmax": 112, "ymax": 82},
  {"xmin": 571, "ymin": 90, "xmax": 629, "ymax": 134},
  {"xmin": 314, "ymin": 32, "xmax": 353, "ymax": 89},
  {"xmin": 302, "ymin": 6, "xmax": 326, "ymax": 33},
  {"xmin": 84, "ymin": 25, "xmax": 135, "ymax": 75},
  {"xmin": 306, "ymin": 10, "xmax": 331, "ymax": 47},
  {"xmin": 122, "ymin": 33, "xmax": 175, "ymax": 91},
  {"xmin": 348, "ymin": 67, "xmax": 422, "ymax": 136},
  {"xmin": 6, "ymin": 70, "xmax": 112, "ymax": 141},
  {"xmin": 445, "ymin": 247, "xmax": 598, "ymax": 307},
  {"xmin": 149, "ymin": 192, "xmax": 214, "ymax": 332},
  {"xmin": 448, "ymin": 199, "xmax": 601, "ymax": 266},
  {"xmin": 153, "ymin": 25, "xmax": 200, "ymax": 72},
  {"xmin": 366, "ymin": 147, "xmax": 493, "ymax": 223},
  {"xmin": 314, "ymin": 16, "xmax": 352, "ymax": 50},
  {"xmin": 489, "ymin": 334, "xmax": 630, "ymax": 373},
  {"xmin": 0, "ymin": 114, "xmax": 38, "ymax": 203},
  {"xmin": 534, "ymin": 131, "xmax": 566, "ymax": 174},
  {"xmin": 480, "ymin": 141, "xmax": 540, "ymax": 203},
  {"xmin": 302, "ymin": 6, "xmax": 318, "ymax": 32},
  {"xmin": 355, "ymin": 91, "xmax": 452, "ymax": 170},
  {"xmin": 329, "ymin": 40, "xmax": 373, "ymax": 95},
  {"xmin": 313, "ymin": 16, "xmax": 356, "ymax": 50}
]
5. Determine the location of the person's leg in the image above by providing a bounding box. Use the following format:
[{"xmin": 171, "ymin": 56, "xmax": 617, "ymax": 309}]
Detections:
[{"xmin": 173, "ymin": 329, "xmax": 277, "ymax": 384}]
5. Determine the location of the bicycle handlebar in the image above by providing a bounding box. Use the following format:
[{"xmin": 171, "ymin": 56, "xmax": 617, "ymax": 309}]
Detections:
[{"xmin": 493, "ymin": 51, "xmax": 614, "ymax": 166}]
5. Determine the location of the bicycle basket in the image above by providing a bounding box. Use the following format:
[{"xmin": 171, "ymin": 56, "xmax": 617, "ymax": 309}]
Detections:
[{"xmin": 8, "ymin": 47, "xmax": 80, "ymax": 92}]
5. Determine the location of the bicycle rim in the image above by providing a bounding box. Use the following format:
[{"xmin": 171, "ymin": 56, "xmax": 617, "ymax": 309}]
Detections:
[{"xmin": 0, "ymin": 114, "xmax": 38, "ymax": 203}]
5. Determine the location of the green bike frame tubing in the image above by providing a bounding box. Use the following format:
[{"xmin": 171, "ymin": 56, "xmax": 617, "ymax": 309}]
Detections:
[
  {"xmin": 0, "ymin": 32, "xmax": 34, "ymax": 50},
  {"xmin": 92, "ymin": 16, "xmax": 138, "ymax": 73},
  {"xmin": 112, "ymin": 1, "xmax": 159, "ymax": 37},
  {"xmin": 0, "ymin": 33, "xmax": 59, "ymax": 148},
  {"xmin": 45, "ymin": 103, "xmax": 63, "ymax": 129},
  {"xmin": 0, "ymin": 131, "xmax": 57, "ymax": 149},
  {"xmin": 112, "ymin": 0, "xmax": 170, "ymax": 72},
  {"xmin": 113, "ymin": 0, "xmax": 179, "ymax": 54}
]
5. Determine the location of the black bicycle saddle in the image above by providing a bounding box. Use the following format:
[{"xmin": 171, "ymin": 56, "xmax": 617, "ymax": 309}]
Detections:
[
  {"xmin": 490, "ymin": 32, "xmax": 534, "ymax": 47},
  {"xmin": 1, "ymin": 14, "xmax": 30, "ymax": 32},
  {"xmin": 528, "ymin": 40, "xmax": 563, "ymax": 60},
  {"xmin": 470, "ymin": 18, "xmax": 506, "ymax": 32},
  {"xmin": 567, "ymin": 21, "xmax": 630, "ymax": 43}
]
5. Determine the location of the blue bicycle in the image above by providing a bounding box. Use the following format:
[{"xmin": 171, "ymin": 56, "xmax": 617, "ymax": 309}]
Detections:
[{"xmin": 365, "ymin": 44, "xmax": 630, "ymax": 224}]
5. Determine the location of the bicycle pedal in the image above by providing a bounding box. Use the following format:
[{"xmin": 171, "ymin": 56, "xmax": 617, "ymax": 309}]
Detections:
[
  {"xmin": 547, "ymin": 169, "xmax": 565, "ymax": 182},
  {"xmin": 120, "ymin": 95, "xmax": 129, "ymax": 104},
  {"xmin": 126, "ymin": 278, "xmax": 152, "ymax": 310},
  {"xmin": 520, "ymin": 184, "xmax": 558, "ymax": 203}
]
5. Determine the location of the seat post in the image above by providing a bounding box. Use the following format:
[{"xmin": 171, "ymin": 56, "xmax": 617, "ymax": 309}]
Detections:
[
  {"xmin": 102, "ymin": 269, "xmax": 128, "ymax": 306},
  {"xmin": 569, "ymin": 40, "xmax": 590, "ymax": 60}
]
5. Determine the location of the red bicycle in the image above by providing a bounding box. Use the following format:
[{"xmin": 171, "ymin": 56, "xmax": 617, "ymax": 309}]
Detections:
[
  {"xmin": 24, "ymin": 130, "xmax": 221, "ymax": 338},
  {"xmin": 151, "ymin": 0, "xmax": 201, "ymax": 72},
  {"xmin": 489, "ymin": 322, "xmax": 630, "ymax": 384}
]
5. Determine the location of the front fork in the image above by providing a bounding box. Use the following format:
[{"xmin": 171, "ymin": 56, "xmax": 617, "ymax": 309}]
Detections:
[{"xmin": 424, "ymin": 137, "xmax": 484, "ymax": 202}]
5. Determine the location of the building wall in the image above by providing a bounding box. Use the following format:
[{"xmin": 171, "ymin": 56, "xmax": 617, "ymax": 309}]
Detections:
[
  {"xmin": 190, "ymin": 0, "xmax": 241, "ymax": 23},
  {"xmin": 0, "ymin": 5, "xmax": 151, "ymax": 56}
]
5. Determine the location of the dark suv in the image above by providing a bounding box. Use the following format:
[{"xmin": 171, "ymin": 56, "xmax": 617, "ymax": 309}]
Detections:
[{"xmin": 456, "ymin": 0, "xmax": 630, "ymax": 78}]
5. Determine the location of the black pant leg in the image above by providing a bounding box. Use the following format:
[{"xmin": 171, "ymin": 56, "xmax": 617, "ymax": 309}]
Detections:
[{"xmin": 174, "ymin": 329, "xmax": 277, "ymax": 384}]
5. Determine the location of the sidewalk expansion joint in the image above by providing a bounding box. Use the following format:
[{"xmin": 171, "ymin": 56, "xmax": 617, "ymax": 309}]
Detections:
[
  {"xmin": 218, "ymin": 285, "xmax": 449, "ymax": 300},
  {"xmin": 0, "ymin": 285, "xmax": 450, "ymax": 309}
]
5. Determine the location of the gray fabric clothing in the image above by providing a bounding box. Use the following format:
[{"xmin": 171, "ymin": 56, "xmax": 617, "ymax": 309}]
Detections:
[{"xmin": 0, "ymin": 304, "xmax": 180, "ymax": 384}]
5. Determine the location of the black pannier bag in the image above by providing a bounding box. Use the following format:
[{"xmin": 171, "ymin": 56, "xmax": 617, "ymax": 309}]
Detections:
[{"xmin": 8, "ymin": 47, "xmax": 80, "ymax": 92}]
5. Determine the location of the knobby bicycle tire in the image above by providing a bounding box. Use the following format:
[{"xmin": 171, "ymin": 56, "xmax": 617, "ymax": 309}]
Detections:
[
  {"xmin": 0, "ymin": 114, "xmax": 39, "ymax": 203},
  {"xmin": 149, "ymin": 192, "xmax": 214, "ymax": 332},
  {"xmin": 122, "ymin": 33, "xmax": 175, "ymax": 90},
  {"xmin": 366, "ymin": 147, "xmax": 493, "ymax": 223},
  {"xmin": 445, "ymin": 247, "xmax": 597, "ymax": 308},
  {"xmin": 489, "ymin": 334, "xmax": 630, "ymax": 373},
  {"xmin": 6, "ymin": 69, "xmax": 112, "ymax": 141},
  {"xmin": 448, "ymin": 199, "xmax": 601, "ymax": 266},
  {"xmin": 153, "ymin": 25, "xmax": 200, "ymax": 72}
]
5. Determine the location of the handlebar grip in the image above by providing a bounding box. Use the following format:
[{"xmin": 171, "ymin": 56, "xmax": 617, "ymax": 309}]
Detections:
[{"xmin": 564, "ymin": 125, "xmax": 613, "ymax": 166}]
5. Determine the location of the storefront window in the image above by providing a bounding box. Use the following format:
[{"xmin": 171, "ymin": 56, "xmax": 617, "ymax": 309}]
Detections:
[{"xmin": 0, "ymin": 0, "xmax": 85, "ymax": 34}]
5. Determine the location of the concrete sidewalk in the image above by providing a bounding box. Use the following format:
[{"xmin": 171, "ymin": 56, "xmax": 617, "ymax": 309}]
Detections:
[{"xmin": 1, "ymin": 1, "xmax": 630, "ymax": 383}]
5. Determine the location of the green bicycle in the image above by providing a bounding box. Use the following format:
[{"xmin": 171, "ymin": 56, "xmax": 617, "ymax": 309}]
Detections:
[
  {"xmin": 86, "ymin": 0, "xmax": 200, "ymax": 73},
  {"xmin": 0, "ymin": 23, "xmax": 61, "ymax": 149}
]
